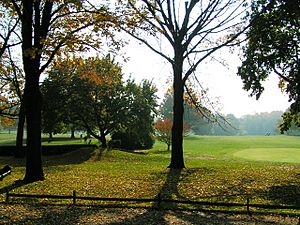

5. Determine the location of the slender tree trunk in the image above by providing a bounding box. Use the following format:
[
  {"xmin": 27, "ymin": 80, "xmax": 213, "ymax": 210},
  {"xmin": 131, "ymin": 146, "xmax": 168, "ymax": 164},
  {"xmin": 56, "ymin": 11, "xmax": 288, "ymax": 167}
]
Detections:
[
  {"xmin": 100, "ymin": 129, "xmax": 107, "ymax": 148},
  {"xmin": 70, "ymin": 129, "xmax": 75, "ymax": 139},
  {"xmin": 48, "ymin": 132, "xmax": 53, "ymax": 142},
  {"xmin": 169, "ymin": 48, "xmax": 185, "ymax": 169},
  {"xmin": 15, "ymin": 100, "xmax": 25, "ymax": 158}
]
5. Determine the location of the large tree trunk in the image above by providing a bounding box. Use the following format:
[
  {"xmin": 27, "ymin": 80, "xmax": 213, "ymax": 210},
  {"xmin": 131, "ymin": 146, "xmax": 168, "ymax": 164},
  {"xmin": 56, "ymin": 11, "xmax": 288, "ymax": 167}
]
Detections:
[
  {"xmin": 15, "ymin": 100, "xmax": 25, "ymax": 158},
  {"xmin": 169, "ymin": 49, "xmax": 185, "ymax": 169},
  {"xmin": 23, "ymin": 73, "xmax": 44, "ymax": 182},
  {"xmin": 21, "ymin": 0, "xmax": 45, "ymax": 182}
]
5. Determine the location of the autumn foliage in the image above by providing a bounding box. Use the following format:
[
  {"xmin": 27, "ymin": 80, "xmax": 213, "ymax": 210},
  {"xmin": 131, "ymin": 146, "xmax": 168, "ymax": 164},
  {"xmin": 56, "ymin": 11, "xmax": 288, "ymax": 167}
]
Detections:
[{"xmin": 155, "ymin": 118, "xmax": 189, "ymax": 151}]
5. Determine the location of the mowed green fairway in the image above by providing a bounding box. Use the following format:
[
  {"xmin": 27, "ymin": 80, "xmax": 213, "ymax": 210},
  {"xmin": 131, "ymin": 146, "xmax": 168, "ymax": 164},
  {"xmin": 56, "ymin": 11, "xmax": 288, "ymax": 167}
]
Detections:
[
  {"xmin": 184, "ymin": 135, "xmax": 300, "ymax": 163},
  {"xmin": 233, "ymin": 148, "xmax": 300, "ymax": 163}
]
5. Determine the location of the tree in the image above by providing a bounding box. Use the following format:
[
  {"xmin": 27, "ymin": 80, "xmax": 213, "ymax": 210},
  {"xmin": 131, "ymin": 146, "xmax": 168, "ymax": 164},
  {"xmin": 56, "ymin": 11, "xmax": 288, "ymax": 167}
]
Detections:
[
  {"xmin": 0, "ymin": 54, "xmax": 22, "ymax": 118},
  {"xmin": 121, "ymin": 0, "xmax": 249, "ymax": 168},
  {"xmin": 2, "ymin": 0, "xmax": 120, "ymax": 182},
  {"xmin": 111, "ymin": 79, "xmax": 158, "ymax": 150},
  {"xmin": 238, "ymin": 0, "xmax": 300, "ymax": 133},
  {"xmin": 155, "ymin": 118, "xmax": 189, "ymax": 151},
  {"xmin": 42, "ymin": 55, "xmax": 126, "ymax": 148},
  {"xmin": 0, "ymin": 4, "xmax": 27, "ymax": 152},
  {"xmin": 239, "ymin": 112, "xmax": 276, "ymax": 135},
  {"xmin": 159, "ymin": 93, "xmax": 174, "ymax": 120},
  {"xmin": 155, "ymin": 118, "xmax": 173, "ymax": 151},
  {"xmin": 159, "ymin": 90, "xmax": 213, "ymax": 135},
  {"xmin": 68, "ymin": 56, "xmax": 126, "ymax": 148},
  {"xmin": 0, "ymin": 49, "xmax": 26, "ymax": 153},
  {"xmin": 41, "ymin": 76, "xmax": 68, "ymax": 139}
]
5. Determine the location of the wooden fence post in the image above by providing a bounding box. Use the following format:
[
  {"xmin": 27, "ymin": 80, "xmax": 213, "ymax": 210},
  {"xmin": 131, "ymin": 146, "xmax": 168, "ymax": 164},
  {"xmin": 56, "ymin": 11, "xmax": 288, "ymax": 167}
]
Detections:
[
  {"xmin": 247, "ymin": 198, "xmax": 251, "ymax": 215},
  {"xmin": 157, "ymin": 193, "xmax": 162, "ymax": 208},
  {"xmin": 73, "ymin": 190, "xmax": 76, "ymax": 205},
  {"xmin": 5, "ymin": 189, "xmax": 10, "ymax": 203}
]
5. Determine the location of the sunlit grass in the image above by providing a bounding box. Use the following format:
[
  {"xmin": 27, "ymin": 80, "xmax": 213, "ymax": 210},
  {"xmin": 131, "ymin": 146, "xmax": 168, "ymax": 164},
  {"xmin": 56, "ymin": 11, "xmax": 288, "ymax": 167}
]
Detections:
[
  {"xmin": 0, "ymin": 134, "xmax": 299, "ymax": 210},
  {"xmin": 232, "ymin": 148, "xmax": 300, "ymax": 163}
]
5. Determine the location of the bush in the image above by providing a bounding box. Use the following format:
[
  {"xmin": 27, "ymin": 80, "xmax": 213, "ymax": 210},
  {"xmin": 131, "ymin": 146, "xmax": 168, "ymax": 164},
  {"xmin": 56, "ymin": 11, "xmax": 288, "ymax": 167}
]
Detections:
[{"xmin": 109, "ymin": 131, "xmax": 154, "ymax": 150}]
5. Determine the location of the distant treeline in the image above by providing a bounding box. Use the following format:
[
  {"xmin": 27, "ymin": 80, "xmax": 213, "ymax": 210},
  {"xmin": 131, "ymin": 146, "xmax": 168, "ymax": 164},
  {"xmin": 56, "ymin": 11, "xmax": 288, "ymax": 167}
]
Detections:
[
  {"xmin": 158, "ymin": 94, "xmax": 296, "ymax": 136},
  {"xmin": 189, "ymin": 111, "xmax": 300, "ymax": 136},
  {"xmin": 2, "ymin": 110, "xmax": 299, "ymax": 137}
]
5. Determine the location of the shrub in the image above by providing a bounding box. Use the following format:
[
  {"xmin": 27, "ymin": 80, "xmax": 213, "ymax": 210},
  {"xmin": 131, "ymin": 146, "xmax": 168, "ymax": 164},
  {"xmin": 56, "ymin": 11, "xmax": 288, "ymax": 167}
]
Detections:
[{"xmin": 110, "ymin": 130, "xmax": 154, "ymax": 150}]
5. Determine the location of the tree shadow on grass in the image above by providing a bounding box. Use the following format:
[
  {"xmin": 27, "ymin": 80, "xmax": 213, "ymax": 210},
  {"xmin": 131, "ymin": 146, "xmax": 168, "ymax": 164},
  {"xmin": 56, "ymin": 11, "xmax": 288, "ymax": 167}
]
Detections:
[
  {"xmin": 0, "ymin": 148, "xmax": 96, "ymax": 168},
  {"xmin": 259, "ymin": 184, "xmax": 300, "ymax": 206},
  {"xmin": 156, "ymin": 168, "xmax": 190, "ymax": 208},
  {"xmin": 0, "ymin": 204, "xmax": 92, "ymax": 225},
  {"xmin": 100, "ymin": 168, "xmax": 296, "ymax": 225},
  {"xmin": 101, "ymin": 168, "xmax": 238, "ymax": 225},
  {"xmin": 0, "ymin": 179, "xmax": 28, "ymax": 194},
  {"xmin": 42, "ymin": 147, "xmax": 95, "ymax": 167}
]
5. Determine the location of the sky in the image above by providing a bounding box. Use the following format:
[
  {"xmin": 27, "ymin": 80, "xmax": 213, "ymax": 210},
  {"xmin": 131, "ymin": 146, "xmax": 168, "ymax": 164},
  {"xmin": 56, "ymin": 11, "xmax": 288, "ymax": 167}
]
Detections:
[{"xmin": 122, "ymin": 40, "xmax": 290, "ymax": 118}]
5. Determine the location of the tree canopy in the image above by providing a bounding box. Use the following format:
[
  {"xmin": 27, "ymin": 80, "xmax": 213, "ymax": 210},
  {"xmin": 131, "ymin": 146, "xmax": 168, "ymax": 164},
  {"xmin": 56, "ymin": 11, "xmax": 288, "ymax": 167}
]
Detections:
[
  {"xmin": 110, "ymin": 79, "xmax": 158, "ymax": 150},
  {"xmin": 42, "ymin": 55, "xmax": 126, "ymax": 148},
  {"xmin": 42, "ymin": 55, "xmax": 158, "ymax": 149},
  {"xmin": 238, "ymin": 0, "xmax": 300, "ymax": 133}
]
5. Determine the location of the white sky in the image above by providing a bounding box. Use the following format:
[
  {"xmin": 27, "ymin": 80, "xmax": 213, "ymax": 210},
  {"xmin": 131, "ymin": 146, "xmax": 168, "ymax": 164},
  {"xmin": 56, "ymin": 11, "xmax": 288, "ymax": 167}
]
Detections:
[{"xmin": 122, "ymin": 40, "xmax": 290, "ymax": 118}]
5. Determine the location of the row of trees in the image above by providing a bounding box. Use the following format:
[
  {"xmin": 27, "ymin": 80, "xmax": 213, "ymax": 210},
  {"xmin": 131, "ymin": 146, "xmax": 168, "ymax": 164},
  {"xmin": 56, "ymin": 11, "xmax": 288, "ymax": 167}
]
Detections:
[
  {"xmin": 0, "ymin": 0, "xmax": 298, "ymax": 181},
  {"xmin": 198, "ymin": 112, "xmax": 285, "ymax": 136},
  {"xmin": 158, "ymin": 93, "xmax": 285, "ymax": 136}
]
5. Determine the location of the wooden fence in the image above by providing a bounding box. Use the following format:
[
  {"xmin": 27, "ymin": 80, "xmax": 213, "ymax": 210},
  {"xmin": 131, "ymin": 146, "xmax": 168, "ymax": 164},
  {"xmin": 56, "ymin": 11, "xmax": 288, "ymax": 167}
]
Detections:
[{"xmin": 4, "ymin": 189, "xmax": 300, "ymax": 216}]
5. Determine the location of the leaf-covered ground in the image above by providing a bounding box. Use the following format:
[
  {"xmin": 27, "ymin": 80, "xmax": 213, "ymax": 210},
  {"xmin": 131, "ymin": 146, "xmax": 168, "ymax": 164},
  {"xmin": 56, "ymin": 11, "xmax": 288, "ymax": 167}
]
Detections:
[{"xmin": 0, "ymin": 204, "xmax": 299, "ymax": 225}]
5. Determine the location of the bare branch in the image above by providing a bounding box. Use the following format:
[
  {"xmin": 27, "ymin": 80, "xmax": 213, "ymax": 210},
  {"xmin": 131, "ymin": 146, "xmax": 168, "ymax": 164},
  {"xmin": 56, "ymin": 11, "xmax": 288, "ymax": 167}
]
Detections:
[
  {"xmin": 126, "ymin": 30, "xmax": 173, "ymax": 64},
  {"xmin": 128, "ymin": 0, "xmax": 174, "ymax": 45},
  {"xmin": 184, "ymin": 22, "xmax": 250, "ymax": 81},
  {"xmin": 0, "ymin": 17, "xmax": 20, "ymax": 58}
]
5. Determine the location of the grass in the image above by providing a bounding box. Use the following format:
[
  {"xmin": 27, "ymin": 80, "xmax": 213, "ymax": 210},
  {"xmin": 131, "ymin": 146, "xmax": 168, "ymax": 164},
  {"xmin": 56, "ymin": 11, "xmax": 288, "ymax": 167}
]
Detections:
[
  {"xmin": 0, "ymin": 131, "xmax": 88, "ymax": 146},
  {"xmin": 233, "ymin": 148, "xmax": 300, "ymax": 163},
  {"xmin": 0, "ymin": 133, "xmax": 299, "ymax": 214},
  {"xmin": 0, "ymin": 132, "xmax": 19, "ymax": 145}
]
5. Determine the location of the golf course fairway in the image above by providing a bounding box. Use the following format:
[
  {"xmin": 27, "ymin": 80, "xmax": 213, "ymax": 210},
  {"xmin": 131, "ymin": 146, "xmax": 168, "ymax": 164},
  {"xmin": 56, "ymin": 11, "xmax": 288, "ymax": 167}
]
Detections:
[{"xmin": 232, "ymin": 148, "xmax": 300, "ymax": 163}]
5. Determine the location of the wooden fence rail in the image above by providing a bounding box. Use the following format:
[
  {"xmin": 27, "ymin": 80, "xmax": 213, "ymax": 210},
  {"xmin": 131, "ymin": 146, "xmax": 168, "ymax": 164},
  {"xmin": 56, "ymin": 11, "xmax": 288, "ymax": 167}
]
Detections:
[{"xmin": 5, "ymin": 190, "xmax": 300, "ymax": 215}]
